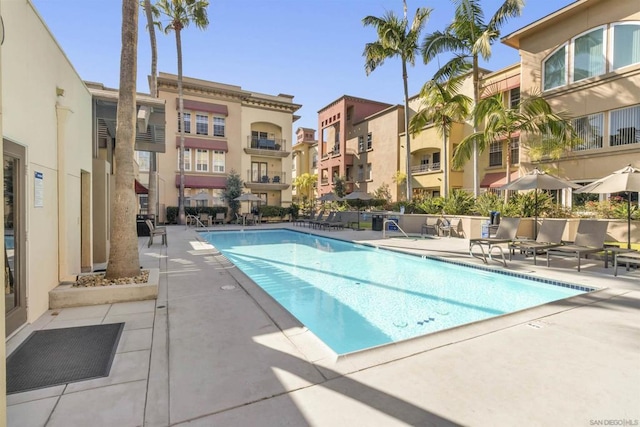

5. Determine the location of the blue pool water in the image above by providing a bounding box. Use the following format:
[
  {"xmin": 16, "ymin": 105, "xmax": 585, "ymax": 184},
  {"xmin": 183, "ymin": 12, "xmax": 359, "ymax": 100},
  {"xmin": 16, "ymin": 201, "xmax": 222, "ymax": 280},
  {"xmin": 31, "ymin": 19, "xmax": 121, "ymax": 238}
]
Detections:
[{"xmin": 203, "ymin": 229, "xmax": 589, "ymax": 354}]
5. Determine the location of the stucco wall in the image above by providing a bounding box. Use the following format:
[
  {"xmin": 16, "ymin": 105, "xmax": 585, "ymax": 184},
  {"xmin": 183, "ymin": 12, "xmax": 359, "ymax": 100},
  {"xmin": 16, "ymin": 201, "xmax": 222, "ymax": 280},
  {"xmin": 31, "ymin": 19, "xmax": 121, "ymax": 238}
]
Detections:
[{"xmin": 2, "ymin": 0, "xmax": 92, "ymax": 320}]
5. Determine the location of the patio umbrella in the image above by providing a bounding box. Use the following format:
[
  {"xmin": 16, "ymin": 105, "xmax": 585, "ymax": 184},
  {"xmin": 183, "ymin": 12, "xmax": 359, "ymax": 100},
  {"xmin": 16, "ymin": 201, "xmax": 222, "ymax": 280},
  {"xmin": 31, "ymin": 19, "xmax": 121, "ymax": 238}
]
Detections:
[
  {"xmin": 318, "ymin": 192, "xmax": 341, "ymax": 202},
  {"xmin": 234, "ymin": 193, "xmax": 263, "ymax": 213},
  {"xmin": 343, "ymin": 191, "xmax": 373, "ymax": 231},
  {"xmin": 574, "ymin": 165, "xmax": 640, "ymax": 249},
  {"xmin": 500, "ymin": 168, "xmax": 581, "ymax": 236}
]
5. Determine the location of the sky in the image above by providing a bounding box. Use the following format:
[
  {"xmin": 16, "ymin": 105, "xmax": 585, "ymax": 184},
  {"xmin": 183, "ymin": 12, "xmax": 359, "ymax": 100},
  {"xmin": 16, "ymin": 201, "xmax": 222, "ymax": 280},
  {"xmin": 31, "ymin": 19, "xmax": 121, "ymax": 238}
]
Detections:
[{"xmin": 32, "ymin": 0, "xmax": 575, "ymax": 139}]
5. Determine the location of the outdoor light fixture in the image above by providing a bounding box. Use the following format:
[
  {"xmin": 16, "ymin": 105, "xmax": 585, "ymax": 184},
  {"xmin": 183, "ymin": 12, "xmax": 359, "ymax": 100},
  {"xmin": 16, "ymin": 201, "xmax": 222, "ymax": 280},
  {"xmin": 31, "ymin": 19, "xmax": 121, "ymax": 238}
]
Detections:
[{"xmin": 0, "ymin": 15, "xmax": 4, "ymax": 46}]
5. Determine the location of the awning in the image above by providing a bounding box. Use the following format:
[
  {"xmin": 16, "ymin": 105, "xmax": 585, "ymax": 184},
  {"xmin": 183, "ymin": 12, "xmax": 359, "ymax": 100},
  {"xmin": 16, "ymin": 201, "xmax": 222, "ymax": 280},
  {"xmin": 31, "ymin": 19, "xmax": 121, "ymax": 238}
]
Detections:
[
  {"xmin": 480, "ymin": 171, "xmax": 520, "ymax": 188},
  {"xmin": 175, "ymin": 175, "xmax": 227, "ymax": 189},
  {"xmin": 135, "ymin": 180, "xmax": 148, "ymax": 194},
  {"xmin": 177, "ymin": 137, "xmax": 228, "ymax": 152},
  {"xmin": 178, "ymin": 99, "xmax": 228, "ymax": 116}
]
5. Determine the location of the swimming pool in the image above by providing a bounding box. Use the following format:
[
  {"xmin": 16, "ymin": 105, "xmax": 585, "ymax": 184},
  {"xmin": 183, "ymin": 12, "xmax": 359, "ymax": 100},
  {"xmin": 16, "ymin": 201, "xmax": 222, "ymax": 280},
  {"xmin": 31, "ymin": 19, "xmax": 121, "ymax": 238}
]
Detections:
[{"xmin": 203, "ymin": 229, "xmax": 592, "ymax": 354}]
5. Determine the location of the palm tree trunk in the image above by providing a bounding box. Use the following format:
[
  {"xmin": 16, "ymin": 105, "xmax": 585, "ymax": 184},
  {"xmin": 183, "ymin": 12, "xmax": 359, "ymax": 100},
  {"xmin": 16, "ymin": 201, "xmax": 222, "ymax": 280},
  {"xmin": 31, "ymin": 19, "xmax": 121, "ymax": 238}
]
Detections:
[
  {"xmin": 442, "ymin": 120, "xmax": 449, "ymax": 198},
  {"xmin": 402, "ymin": 60, "xmax": 412, "ymax": 200},
  {"xmin": 472, "ymin": 54, "xmax": 480, "ymax": 198},
  {"xmin": 106, "ymin": 0, "xmax": 140, "ymax": 279},
  {"xmin": 143, "ymin": 0, "xmax": 158, "ymax": 222},
  {"xmin": 176, "ymin": 28, "xmax": 186, "ymax": 225}
]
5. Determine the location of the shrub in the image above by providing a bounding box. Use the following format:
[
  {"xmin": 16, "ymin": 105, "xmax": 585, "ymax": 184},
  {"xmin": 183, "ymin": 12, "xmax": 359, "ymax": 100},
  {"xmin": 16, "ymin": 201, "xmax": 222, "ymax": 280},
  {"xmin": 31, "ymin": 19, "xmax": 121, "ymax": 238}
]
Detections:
[
  {"xmin": 442, "ymin": 189, "xmax": 475, "ymax": 215},
  {"xmin": 473, "ymin": 192, "xmax": 504, "ymax": 216}
]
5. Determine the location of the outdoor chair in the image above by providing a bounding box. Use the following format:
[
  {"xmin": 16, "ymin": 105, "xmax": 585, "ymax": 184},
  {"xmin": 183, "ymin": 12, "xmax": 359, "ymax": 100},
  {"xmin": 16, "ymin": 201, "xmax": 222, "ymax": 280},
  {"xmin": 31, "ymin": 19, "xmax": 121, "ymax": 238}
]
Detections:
[
  {"xmin": 509, "ymin": 219, "xmax": 567, "ymax": 265},
  {"xmin": 324, "ymin": 213, "xmax": 345, "ymax": 231},
  {"xmin": 244, "ymin": 213, "xmax": 257, "ymax": 226},
  {"xmin": 469, "ymin": 217, "xmax": 521, "ymax": 267},
  {"xmin": 439, "ymin": 217, "xmax": 462, "ymax": 238},
  {"xmin": 307, "ymin": 211, "xmax": 326, "ymax": 228},
  {"xmin": 614, "ymin": 251, "xmax": 640, "ymax": 276},
  {"xmin": 145, "ymin": 219, "xmax": 167, "ymax": 247},
  {"xmin": 421, "ymin": 217, "xmax": 439, "ymax": 236},
  {"xmin": 212, "ymin": 212, "xmax": 225, "ymax": 225},
  {"xmin": 198, "ymin": 213, "xmax": 211, "ymax": 227},
  {"xmin": 546, "ymin": 220, "xmax": 608, "ymax": 272},
  {"xmin": 313, "ymin": 212, "xmax": 334, "ymax": 229}
]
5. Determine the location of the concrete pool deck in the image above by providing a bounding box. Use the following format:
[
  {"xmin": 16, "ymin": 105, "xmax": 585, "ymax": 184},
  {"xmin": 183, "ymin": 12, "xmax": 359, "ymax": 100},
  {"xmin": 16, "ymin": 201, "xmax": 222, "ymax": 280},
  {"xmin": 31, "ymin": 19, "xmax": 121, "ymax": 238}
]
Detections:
[{"xmin": 6, "ymin": 223, "xmax": 640, "ymax": 426}]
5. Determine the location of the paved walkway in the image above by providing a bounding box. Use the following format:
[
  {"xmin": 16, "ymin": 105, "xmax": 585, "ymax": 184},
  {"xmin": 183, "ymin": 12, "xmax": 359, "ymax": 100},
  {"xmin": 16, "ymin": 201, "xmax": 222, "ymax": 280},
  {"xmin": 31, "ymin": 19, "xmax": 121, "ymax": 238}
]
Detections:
[{"xmin": 6, "ymin": 223, "xmax": 640, "ymax": 426}]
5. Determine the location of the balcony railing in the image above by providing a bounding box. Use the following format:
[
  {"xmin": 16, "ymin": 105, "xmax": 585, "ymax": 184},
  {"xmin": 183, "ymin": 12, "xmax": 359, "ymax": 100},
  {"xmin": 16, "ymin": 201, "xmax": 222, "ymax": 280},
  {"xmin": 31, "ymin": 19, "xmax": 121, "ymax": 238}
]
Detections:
[
  {"xmin": 246, "ymin": 136, "xmax": 286, "ymax": 151},
  {"xmin": 411, "ymin": 162, "xmax": 441, "ymax": 173},
  {"xmin": 246, "ymin": 171, "xmax": 287, "ymax": 184}
]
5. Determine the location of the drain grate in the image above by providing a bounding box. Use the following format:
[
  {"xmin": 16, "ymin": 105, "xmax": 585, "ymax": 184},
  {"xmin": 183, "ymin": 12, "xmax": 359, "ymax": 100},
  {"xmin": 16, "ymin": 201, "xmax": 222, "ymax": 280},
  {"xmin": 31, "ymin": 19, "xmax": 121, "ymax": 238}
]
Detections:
[{"xmin": 221, "ymin": 285, "xmax": 236, "ymax": 290}]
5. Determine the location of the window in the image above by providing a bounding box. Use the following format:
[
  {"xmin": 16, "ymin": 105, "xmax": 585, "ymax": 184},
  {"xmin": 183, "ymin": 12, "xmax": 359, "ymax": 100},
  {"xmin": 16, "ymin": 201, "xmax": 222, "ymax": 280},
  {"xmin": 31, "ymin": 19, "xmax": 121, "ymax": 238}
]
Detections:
[
  {"xmin": 509, "ymin": 87, "xmax": 520, "ymax": 109},
  {"xmin": 312, "ymin": 153, "xmax": 317, "ymax": 168},
  {"xmin": 613, "ymin": 23, "xmax": 640, "ymax": 70},
  {"xmin": 572, "ymin": 27, "xmax": 605, "ymax": 82},
  {"xmin": 135, "ymin": 151, "xmax": 150, "ymax": 172},
  {"xmin": 357, "ymin": 165, "xmax": 364, "ymax": 182},
  {"xmin": 213, "ymin": 117, "xmax": 225, "ymax": 137},
  {"xmin": 212, "ymin": 150, "xmax": 225, "ymax": 172},
  {"xmin": 178, "ymin": 112, "xmax": 191, "ymax": 133},
  {"xmin": 572, "ymin": 113, "xmax": 604, "ymax": 151},
  {"xmin": 489, "ymin": 141, "xmax": 502, "ymax": 167},
  {"xmin": 510, "ymin": 138, "xmax": 520, "ymax": 164},
  {"xmin": 212, "ymin": 189, "xmax": 225, "ymax": 206},
  {"xmin": 196, "ymin": 114, "xmax": 208, "ymax": 135},
  {"xmin": 366, "ymin": 163, "xmax": 372, "ymax": 180},
  {"xmin": 358, "ymin": 136, "xmax": 364, "ymax": 152},
  {"xmin": 196, "ymin": 149, "xmax": 208, "ymax": 172},
  {"xmin": 610, "ymin": 104, "xmax": 640, "ymax": 146},
  {"xmin": 251, "ymin": 162, "xmax": 267, "ymax": 182},
  {"xmin": 367, "ymin": 133, "xmax": 372, "ymax": 150},
  {"xmin": 432, "ymin": 152, "xmax": 441, "ymax": 169},
  {"xmin": 543, "ymin": 45, "xmax": 567, "ymax": 91},
  {"xmin": 179, "ymin": 148, "xmax": 191, "ymax": 171}
]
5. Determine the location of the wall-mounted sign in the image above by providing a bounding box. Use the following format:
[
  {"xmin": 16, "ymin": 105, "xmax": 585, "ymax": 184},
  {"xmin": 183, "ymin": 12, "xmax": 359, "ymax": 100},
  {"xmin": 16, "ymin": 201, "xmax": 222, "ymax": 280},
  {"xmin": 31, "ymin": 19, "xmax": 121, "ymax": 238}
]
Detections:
[{"xmin": 34, "ymin": 171, "xmax": 44, "ymax": 208}]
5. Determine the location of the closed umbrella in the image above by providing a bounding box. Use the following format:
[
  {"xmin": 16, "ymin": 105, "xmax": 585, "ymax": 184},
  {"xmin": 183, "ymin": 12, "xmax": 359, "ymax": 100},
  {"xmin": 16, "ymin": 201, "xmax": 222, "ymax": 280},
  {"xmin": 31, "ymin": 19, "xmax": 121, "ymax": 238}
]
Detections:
[
  {"xmin": 343, "ymin": 191, "xmax": 373, "ymax": 231},
  {"xmin": 574, "ymin": 165, "xmax": 640, "ymax": 249},
  {"xmin": 500, "ymin": 168, "xmax": 581, "ymax": 236}
]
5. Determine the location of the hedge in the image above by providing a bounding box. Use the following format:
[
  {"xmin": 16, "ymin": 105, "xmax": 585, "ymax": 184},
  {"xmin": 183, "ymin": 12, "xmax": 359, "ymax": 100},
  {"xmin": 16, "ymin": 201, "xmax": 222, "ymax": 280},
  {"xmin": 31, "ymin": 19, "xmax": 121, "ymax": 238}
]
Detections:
[{"xmin": 165, "ymin": 206, "xmax": 228, "ymax": 224}]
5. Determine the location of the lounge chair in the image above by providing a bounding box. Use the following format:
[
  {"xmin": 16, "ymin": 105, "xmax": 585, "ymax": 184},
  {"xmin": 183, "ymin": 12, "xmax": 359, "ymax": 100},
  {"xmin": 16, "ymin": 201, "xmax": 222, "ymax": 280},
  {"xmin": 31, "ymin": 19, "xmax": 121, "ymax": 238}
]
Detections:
[
  {"xmin": 439, "ymin": 217, "xmax": 462, "ymax": 238},
  {"xmin": 320, "ymin": 212, "xmax": 345, "ymax": 230},
  {"xmin": 509, "ymin": 219, "xmax": 567, "ymax": 265},
  {"xmin": 297, "ymin": 211, "xmax": 320, "ymax": 227},
  {"xmin": 546, "ymin": 220, "xmax": 608, "ymax": 272},
  {"xmin": 198, "ymin": 213, "xmax": 210, "ymax": 227},
  {"xmin": 614, "ymin": 251, "xmax": 640, "ymax": 276},
  {"xmin": 212, "ymin": 212, "xmax": 225, "ymax": 225},
  {"xmin": 145, "ymin": 219, "xmax": 167, "ymax": 247},
  {"xmin": 421, "ymin": 217, "xmax": 439, "ymax": 236},
  {"xmin": 312, "ymin": 212, "xmax": 334, "ymax": 229},
  {"xmin": 308, "ymin": 211, "xmax": 326, "ymax": 228},
  {"xmin": 469, "ymin": 217, "xmax": 521, "ymax": 266}
]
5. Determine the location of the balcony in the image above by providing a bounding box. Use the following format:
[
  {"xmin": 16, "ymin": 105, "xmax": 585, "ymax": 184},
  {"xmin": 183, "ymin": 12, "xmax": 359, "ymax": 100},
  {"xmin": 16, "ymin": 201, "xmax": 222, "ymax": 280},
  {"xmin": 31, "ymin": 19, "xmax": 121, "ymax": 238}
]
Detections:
[
  {"xmin": 245, "ymin": 171, "xmax": 289, "ymax": 191},
  {"xmin": 244, "ymin": 137, "xmax": 289, "ymax": 158},
  {"xmin": 411, "ymin": 162, "xmax": 441, "ymax": 174}
]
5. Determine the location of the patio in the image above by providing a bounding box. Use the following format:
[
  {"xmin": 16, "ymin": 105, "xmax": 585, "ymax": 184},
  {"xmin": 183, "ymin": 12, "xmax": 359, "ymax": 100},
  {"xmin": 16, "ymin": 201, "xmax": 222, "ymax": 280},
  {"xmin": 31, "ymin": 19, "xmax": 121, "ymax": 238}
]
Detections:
[{"xmin": 6, "ymin": 224, "xmax": 640, "ymax": 426}]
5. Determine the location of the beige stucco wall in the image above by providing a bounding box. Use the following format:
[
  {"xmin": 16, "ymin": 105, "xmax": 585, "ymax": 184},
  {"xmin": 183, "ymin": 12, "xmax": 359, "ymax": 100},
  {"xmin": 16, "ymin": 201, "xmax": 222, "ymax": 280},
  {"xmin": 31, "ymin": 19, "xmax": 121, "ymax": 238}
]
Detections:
[
  {"xmin": 2, "ymin": 0, "xmax": 92, "ymax": 321},
  {"xmin": 515, "ymin": 0, "xmax": 640, "ymax": 181}
]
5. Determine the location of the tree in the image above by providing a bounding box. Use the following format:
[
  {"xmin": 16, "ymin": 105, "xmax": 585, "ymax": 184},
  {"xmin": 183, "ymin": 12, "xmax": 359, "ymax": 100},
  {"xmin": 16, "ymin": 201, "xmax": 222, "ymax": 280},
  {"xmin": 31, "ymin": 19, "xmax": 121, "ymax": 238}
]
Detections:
[
  {"xmin": 105, "ymin": 0, "xmax": 140, "ymax": 279},
  {"xmin": 143, "ymin": 0, "xmax": 159, "ymax": 222},
  {"xmin": 221, "ymin": 170, "xmax": 242, "ymax": 218},
  {"xmin": 292, "ymin": 173, "xmax": 317, "ymax": 213},
  {"xmin": 409, "ymin": 75, "xmax": 471, "ymax": 199},
  {"xmin": 155, "ymin": 0, "xmax": 209, "ymax": 225},
  {"xmin": 422, "ymin": 0, "xmax": 524, "ymax": 197},
  {"xmin": 363, "ymin": 0, "xmax": 432, "ymax": 200},
  {"xmin": 452, "ymin": 92, "xmax": 574, "ymax": 201},
  {"xmin": 332, "ymin": 176, "xmax": 347, "ymax": 198}
]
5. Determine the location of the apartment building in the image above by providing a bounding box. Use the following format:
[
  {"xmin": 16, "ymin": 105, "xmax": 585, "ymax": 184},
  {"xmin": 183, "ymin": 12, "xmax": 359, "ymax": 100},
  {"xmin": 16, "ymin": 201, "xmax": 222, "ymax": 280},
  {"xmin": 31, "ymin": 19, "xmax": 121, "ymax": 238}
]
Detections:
[
  {"xmin": 407, "ymin": 72, "xmax": 477, "ymax": 197},
  {"xmin": 502, "ymin": 0, "xmax": 640, "ymax": 205},
  {"xmin": 291, "ymin": 127, "xmax": 318, "ymax": 203},
  {"xmin": 475, "ymin": 64, "xmax": 523, "ymax": 192},
  {"xmin": 156, "ymin": 73, "xmax": 301, "ymax": 218},
  {"xmin": 318, "ymin": 96, "xmax": 401, "ymax": 198}
]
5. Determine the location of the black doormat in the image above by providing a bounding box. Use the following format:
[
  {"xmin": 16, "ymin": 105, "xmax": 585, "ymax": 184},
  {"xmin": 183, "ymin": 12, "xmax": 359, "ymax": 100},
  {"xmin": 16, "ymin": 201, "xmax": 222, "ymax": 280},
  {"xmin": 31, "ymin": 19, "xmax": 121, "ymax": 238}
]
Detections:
[{"xmin": 6, "ymin": 323, "xmax": 124, "ymax": 394}]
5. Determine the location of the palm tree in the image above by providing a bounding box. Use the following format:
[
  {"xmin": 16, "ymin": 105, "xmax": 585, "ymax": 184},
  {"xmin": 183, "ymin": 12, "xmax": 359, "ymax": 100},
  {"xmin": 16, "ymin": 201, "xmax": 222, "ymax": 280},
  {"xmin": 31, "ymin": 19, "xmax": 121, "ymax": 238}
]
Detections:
[
  {"xmin": 105, "ymin": 0, "xmax": 140, "ymax": 279},
  {"xmin": 363, "ymin": 0, "xmax": 432, "ymax": 200},
  {"xmin": 452, "ymin": 92, "xmax": 574, "ymax": 201},
  {"xmin": 155, "ymin": 0, "xmax": 209, "ymax": 225},
  {"xmin": 143, "ymin": 0, "xmax": 158, "ymax": 222},
  {"xmin": 293, "ymin": 173, "xmax": 318, "ymax": 205},
  {"xmin": 422, "ymin": 0, "xmax": 524, "ymax": 197},
  {"xmin": 409, "ymin": 75, "xmax": 471, "ymax": 198}
]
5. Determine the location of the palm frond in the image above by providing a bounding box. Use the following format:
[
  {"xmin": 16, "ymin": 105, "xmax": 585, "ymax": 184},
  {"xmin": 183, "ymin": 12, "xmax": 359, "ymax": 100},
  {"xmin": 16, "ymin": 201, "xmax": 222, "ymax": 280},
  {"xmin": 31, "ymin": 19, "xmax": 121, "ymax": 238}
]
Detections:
[
  {"xmin": 432, "ymin": 56, "xmax": 471, "ymax": 82},
  {"xmin": 487, "ymin": 0, "xmax": 524, "ymax": 34},
  {"xmin": 452, "ymin": 132, "xmax": 484, "ymax": 169},
  {"xmin": 421, "ymin": 31, "xmax": 467, "ymax": 63}
]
